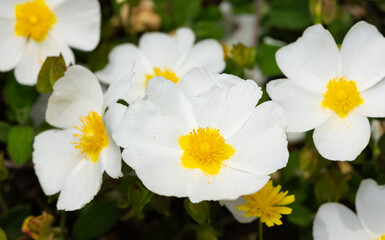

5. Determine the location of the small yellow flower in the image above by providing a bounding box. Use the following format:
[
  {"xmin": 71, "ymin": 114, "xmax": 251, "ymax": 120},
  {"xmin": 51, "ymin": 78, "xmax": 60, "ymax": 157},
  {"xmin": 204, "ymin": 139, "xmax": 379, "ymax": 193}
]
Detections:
[{"xmin": 237, "ymin": 180, "xmax": 295, "ymax": 227}]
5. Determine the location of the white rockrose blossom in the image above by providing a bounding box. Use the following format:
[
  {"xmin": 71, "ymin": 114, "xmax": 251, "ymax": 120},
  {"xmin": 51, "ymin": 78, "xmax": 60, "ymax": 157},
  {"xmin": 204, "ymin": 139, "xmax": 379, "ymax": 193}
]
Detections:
[
  {"xmin": 267, "ymin": 21, "xmax": 385, "ymax": 161},
  {"xmin": 0, "ymin": 0, "xmax": 100, "ymax": 85},
  {"xmin": 313, "ymin": 179, "xmax": 385, "ymax": 240},
  {"xmin": 112, "ymin": 68, "xmax": 289, "ymax": 203},
  {"xmin": 96, "ymin": 28, "xmax": 225, "ymax": 104},
  {"xmin": 32, "ymin": 65, "xmax": 131, "ymax": 211}
]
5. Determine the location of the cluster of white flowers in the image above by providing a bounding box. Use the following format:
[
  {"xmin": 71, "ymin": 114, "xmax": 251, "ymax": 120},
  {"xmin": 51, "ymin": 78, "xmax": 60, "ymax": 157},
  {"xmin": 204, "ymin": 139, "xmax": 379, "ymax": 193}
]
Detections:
[{"xmin": 1, "ymin": 0, "xmax": 385, "ymax": 234}]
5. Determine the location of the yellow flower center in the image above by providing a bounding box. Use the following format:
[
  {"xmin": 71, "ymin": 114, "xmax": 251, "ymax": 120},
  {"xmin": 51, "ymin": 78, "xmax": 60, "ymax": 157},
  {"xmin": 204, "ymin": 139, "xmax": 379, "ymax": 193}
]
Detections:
[
  {"xmin": 72, "ymin": 111, "xmax": 109, "ymax": 163},
  {"xmin": 237, "ymin": 180, "xmax": 295, "ymax": 227},
  {"xmin": 321, "ymin": 77, "xmax": 363, "ymax": 118},
  {"xmin": 375, "ymin": 235, "xmax": 385, "ymax": 240},
  {"xmin": 145, "ymin": 67, "xmax": 180, "ymax": 88},
  {"xmin": 15, "ymin": 0, "xmax": 56, "ymax": 42},
  {"xmin": 178, "ymin": 127, "xmax": 235, "ymax": 175}
]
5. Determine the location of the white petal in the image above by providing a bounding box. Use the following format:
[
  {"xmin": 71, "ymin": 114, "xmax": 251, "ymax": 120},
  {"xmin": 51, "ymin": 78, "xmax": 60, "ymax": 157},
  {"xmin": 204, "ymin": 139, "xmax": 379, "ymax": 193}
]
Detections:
[
  {"xmin": 103, "ymin": 102, "xmax": 127, "ymax": 135},
  {"xmin": 180, "ymin": 68, "xmax": 261, "ymax": 137},
  {"xmin": 14, "ymin": 33, "xmax": 75, "ymax": 85},
  {"xmin": 113, "ymin": 99, "xmax": 183, "ymax": 149},
  {"xmin": 276, "ymin": 24, "xmax": 341, "ymax": 93},
  {"xmin": 313, "ymin": 203, "xmax": 370, "ymax": 240},
  {"xmin": 103, "ymin": 66, "xmax": 134, "ymax": 110},
  {"xmin": 220, "ymin": 197, "xmax": 257, "ymax": 223},
  {"xmin": 0, "ymin": 19, "xmax": 25, "ymax": 71},
  {"xmin": 313, "ymin": 113, "xmax": 370, "ymax": 161},
  {"xmin": 0, "ymin": 0, "xmax": 24, "ymax": 19},
  {"xmin": 33, "ymin": 129, "xmax": 79, "ymax": 195},
  {"xmin": 57, "ymin": 159, "xmax": 103, "ymax": 211},
  {"xmin": 52, "ymin": 0, "xmax": 100, "ymax": 51},
  {"xmin": 340, "ymin": 21, "xmax": 385, "ymax": 91},
  {"xmin": 100, "ymin": 136, "xmax": 122, "ymax": 179},
  {"xmin": 145, "ymin": 77, "xmax": 198, "ymax": 131},
  {"xmin": 226, "ymin": 101, "xmax": 288, "ymax": 175},
  {"xmin": 266, "ymin": 79, "xmax": 331, "ymax": 132},
  {"xmin": 139, "ymin": 28, "xmax": 195, "ymax": 69},
  {"xmin": 355, "ymin": 78, "xmax": 385, "ymax": 117},
  {"xmin": 355, "ymin": 179, "xmax": 385, "ymax": 238},
  {"xmin": 46, "ymin": 65, "xmax": 103, "ymax": 129},
  {"xmin": 95, "ymin": 44, "xmax": 150, "ymax": 85},
  {"xmin": 122, "ymin": 144, "xmax": 269, "ymax": 202},
  {"xmin": 176, "ymin": 39, "xmax": 225, "ymax": 76}
]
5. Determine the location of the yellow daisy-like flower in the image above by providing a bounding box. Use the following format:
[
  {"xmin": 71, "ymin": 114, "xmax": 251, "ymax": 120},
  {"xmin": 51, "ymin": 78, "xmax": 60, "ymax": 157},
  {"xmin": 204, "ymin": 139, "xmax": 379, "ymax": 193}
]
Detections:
[{"xmin": 235, "ymin": 180, "xmax": 295, "ymax": 227}]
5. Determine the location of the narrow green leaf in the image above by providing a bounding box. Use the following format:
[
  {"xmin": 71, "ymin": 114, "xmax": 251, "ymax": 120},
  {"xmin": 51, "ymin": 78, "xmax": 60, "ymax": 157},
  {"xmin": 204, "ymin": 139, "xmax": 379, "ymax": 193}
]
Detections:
[
  {"xmin": 0, "ymin": 122, "xmax": 11, "ymax": 143},
  {"xmin": 0, "ymin": 228, "xmax": 7, "ymax": 240},
  {"xmin": 7, "ymin": 126, "xmax": 34, "ymax": 165}
]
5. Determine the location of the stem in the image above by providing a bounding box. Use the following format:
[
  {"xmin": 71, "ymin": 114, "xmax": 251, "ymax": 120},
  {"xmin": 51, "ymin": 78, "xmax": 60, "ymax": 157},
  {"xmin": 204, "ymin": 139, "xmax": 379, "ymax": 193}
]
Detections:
[
  {"xmin": 259, "ymin": 220, "xmax": 263, "ymax": 240},
  {"xmin": 59, "ymin": 211, "xmax": 67, "ymax": 240}
]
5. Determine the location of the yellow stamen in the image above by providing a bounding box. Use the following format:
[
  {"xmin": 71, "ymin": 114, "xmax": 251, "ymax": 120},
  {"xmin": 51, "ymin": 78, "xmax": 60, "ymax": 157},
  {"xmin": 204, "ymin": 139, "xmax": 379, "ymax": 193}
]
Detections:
[
  {"xmin": 237, "ymin": 180, "xmax": 295, "ymax": 227},
  {"xmin": 15, "ymin": 0, "xmax": 56, "ymax": 42},
  {"xmin": 72, "ymin": 111, "xmax": 109, "ymax": 163},
  {"xmin": 321, "ymin": 76, "xmax": 363, "ymax": 118},
  {"xmin": 145, "ymin": 67, "xmax": 180, "ymax": 88},
  {"xmin": 179, "ymin": 127, "xmax": 234, "ymax": 175}
]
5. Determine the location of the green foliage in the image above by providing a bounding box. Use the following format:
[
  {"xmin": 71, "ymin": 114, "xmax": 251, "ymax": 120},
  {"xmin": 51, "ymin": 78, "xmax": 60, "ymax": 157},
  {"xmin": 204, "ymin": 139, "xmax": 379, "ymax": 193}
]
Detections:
[
  {"xmin": 268, "ymin": 0, "xmax": 312, "ymax": 30},
  {"xmin": 0, "ymin": 152, "xmax": 8, "ymax": 181},
  {"xmin": 37, "ymin": 54, "xmax": 67, "ymax": 94},
  {"xmin": 0, "ymin": 205, "xmax": 31, "ymax": 240},
  {"xmin": 0, "ymin": 122, "xmax": 11, "ymax": 143},
  {"xmin": 256, "ymin": 43, "xmax": 281, "ymax": 77},
  {"xmin": 7, "ymin": 126, "xmax": 34, "ymax": 165},
  {"xmin": 73, "ymin": 201, "xmax": 120, "ymax": 240},
  {"xmin": 0, "ymin": 228, "xmax": 7, "ymax": 240},
  {"xmin": 314, "ymin": 169, "xmax": 349, "ymax": 203},
  {"xmin": 184, "ymin": 199, "xmax": 210, "ymax": 225}
]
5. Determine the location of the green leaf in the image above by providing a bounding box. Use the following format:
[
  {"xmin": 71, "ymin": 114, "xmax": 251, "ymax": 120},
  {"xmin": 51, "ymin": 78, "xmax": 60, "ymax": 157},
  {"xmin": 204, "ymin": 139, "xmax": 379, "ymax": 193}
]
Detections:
[
  {"xmin": 7, "ymin": 126, "xmax": 34, "ymax": 165},
  {"xmin": 0, "ymin": 205, "xmax": 31, "ymax": 240},
  {"xmin": 0, "ymin": 228, "xmax": 7, "ymax": 240},
  {"xmin": 5, "ymin": 75, "xmax": 38, "ymax": 111},
  {"xmin": 0, "ymin": 122, "xmax": 11, "ymax": 143},
  {"xmin": 314, "ymin": 169, "xmax": 349, "ymax": 203},
  {"xmin": 196, "ymin": 225, "xmax": 218, "ymax": 240},
  {"xmin": 122, "ymin": 179, "xmax": 153, "ymax": 220},
  {"xmin": 36, "ymin": 54, "xmax": 67, "ymax": 94},
  {"xmin": 269, "ymin": 0, "xmax": 312, "ymax": 30},
  {"xmin": 287, "ymin": 205, "xmax": 311, "ymax": 227},
  {"xmin": 0, "ymin": 152, "xmax": 9, "ymax": 181},
  {"xmin": 184, "ymin": 199, "xmax": 210, "ymax": 225},
  {"xmin": 173, "ymin": 0, "xmax": 201, "ymax": 26},
  {"xmin": 73, "ymin": 201, "xmax": 120, "ymax": 240},
  {"xmin": 256, "ymin": 43, "xmax": 282, "ymax": 77}
]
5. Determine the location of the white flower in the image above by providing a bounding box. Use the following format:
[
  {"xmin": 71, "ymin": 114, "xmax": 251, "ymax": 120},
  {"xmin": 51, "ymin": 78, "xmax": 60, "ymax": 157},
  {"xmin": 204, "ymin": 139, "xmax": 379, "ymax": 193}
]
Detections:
[
  {"xmin": 112, "ymin": 68, "xmax": 288, "ymax": 203},
  {"xmin": 266, "ymin": 21, "xmax": 385, "ymax": 161},
  {"xmin": 313, "ymin": 179, "xmax": 385, "ymax": 240},
  {"xmin": 32, "ymin": 65, "xmax": 130, "ymax": 211},
  {"xmin": 96, "ymin": 28, "xmax": 225, "ymax": 104},
  {"xmin": 0, "ymin": 0, "xmax": 100, "ymax": 85}
]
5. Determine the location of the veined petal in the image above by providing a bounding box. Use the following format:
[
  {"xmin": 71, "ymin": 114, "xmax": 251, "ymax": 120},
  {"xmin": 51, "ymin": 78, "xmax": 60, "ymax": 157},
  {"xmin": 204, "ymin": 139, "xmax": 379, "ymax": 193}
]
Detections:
[
  {"xmin": 0, "ymin": 19, "xmax": 25, "ymax": 71},
  {"xmin": 355, "ymin": 179, "xmax": 385, "ymax": 239},
  {"xmin": 33, "ymin": 129, "xmax": 79, "ymax": 195},
  {"xmin": 355, "ymin": 78, "xmax": 385, "ymax": 118},
  {"xmin": 46, "ymin": 65, "xmax": 103, "ymax": 129},
  {"xmin": 57, "ymin": 159, "xmax": 103, "ymax": 211},
  {"xmin": 226, "ymin": 101, "xmax": 288, "ymax": 175},
  {"xmin": 313, "ymin": 113, "xmax": 370, "ymax": 161},
  {"xmin": 313, "ymin": 203, "xmax": 370, "ymax": 240},
  {"xmin": 340, "ymin": 21, "xmax": 385, "ymax": 91},
  {"xmin": 276, "ymin": 24, "xmax": 342, "ymax": 93},
  {"xmin": 267, "ymin": 78, "xmax": 331, "ymax": 132},
  {"xmin": 139, "ymin": 28, "xmax": 195, "ymax": 69},
  {"xmin": 52, "ymin": 0, "xmax": 100, "ymax": 51},
  {"xmin": 176, "ymin": 39, "xmax": 225, "ymax": 76}
]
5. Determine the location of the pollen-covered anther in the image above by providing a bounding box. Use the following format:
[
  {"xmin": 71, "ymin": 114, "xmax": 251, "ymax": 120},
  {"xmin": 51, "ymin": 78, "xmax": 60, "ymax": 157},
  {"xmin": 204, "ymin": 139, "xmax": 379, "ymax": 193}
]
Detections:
[
  {"xmin": 145, "ymin": 67, "xmax": 180, "ymax": 87},
  {"xmin": 178, "ymin": 127, "xmax": 235, "ymax": 175},
  {"xmin": 72, "ymin": 111, "xmax": 109, "ymax": 163},
  {"xmin": 15, "ymin": 0, "xmax": 56, "ymax": 42},
  {"xmin": 321, "ymin": 76, "xmax": 363, "ymax": 118}
]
